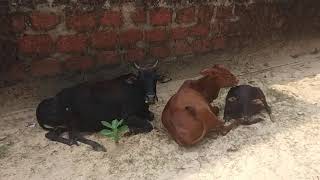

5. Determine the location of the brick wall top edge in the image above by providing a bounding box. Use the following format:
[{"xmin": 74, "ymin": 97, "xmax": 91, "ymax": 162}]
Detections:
[{"xmin": 9, "ymin": 0, "xmax": 291, "ymax": 12}]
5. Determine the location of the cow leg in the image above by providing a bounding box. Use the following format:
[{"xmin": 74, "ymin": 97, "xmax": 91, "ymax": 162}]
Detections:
[
  {"xmin": 210, "ymin": 105, "xmax": 219, "ymax": 115},
  {"xmin": 64, "ymin": 108, "xmax": 80, "ymax": 146},
  {"xmin": 125, "ymin": 116, "xmax": 153, "ymax": 135},
  {"xmin": 64, "ymin": 111, "xmax": 105, "ymax": 151},
  {"xmin": 66, "ymin": 121, "xmax": 106, "ymax": 151},
  {"xmin": 142, "ymin": 104, "xmax": 154, "ymax": 121},
  {"xmin": 45, "ymin": 128, "xmax": 76, "ymax": 146},
  {"xmin": 138, "ymin": 108, "xmax": 154, "ymax": 121},
  {"xmin": 240, "ymin": 117, "xmax": 264, "ymax": 125},
  {"xmin": 68, "ymin": 130, "xmax": 80, "ymax": 146},
  {"xmin": 220, "ymin": 120, "xmax": 240, "ymax": 136},
  {"xmin": 126, "ymin": 104, "xmax": 154, "ymax": 122},
  {"xmin": 147, "ymin": 111, "xmax": 154, "ymax": 121},
  {"xmin": 74, "ymin": 135, "xmax": 106, "ymax": 152}
]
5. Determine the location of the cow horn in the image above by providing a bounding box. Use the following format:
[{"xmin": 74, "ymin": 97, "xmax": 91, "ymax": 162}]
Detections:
[
  {"xmin": 151, "ymin": 60, "xmax": 159, "ymax": 69},
  {"xmin": 133, "ymin": 62, "xmax": 142, "ymax": 70}
]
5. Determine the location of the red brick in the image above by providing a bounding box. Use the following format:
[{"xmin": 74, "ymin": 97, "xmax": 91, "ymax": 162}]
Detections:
[
  {"xmin": 66, "ymin": 13, "xmax": 97, "ymax": 32},
  {"xmin": 150, "ymin": 8, "xmax": 172, "ymax": 26},
  {"xmin": 171, "ymin": 27, "xmax": 189, "ymax": 40},
  {"xmin": 173, "ymin": 40, "xmax": 192, "ymax": 56},
  {"xmin": 125, "ymin": 48, "xmax": 145, "ymax": 61},
  {"xmin": 145, "ymin": 29, "xmax": 167, "ymax": 42},
  {"xmin": 119, "ymin": 29, "xmax": 143, "ymax": 46},
  {"xmin": 6, "ymin": 63, "xmax": 28, "ymax": 81},
  {"xmin": 64, "ymin": 56, "xmax": 94, "ymax": 71},
  {"xmin": 216, "ymin": 6, "xmax": 233, "ymax": 19},
  {"xmin": 91, "ymin": 31, "xmax": 117, "ymax": 49},
  {"xmin": 212, "ymin": 36, "xmax": 226, "ymax": 50},
  {"xmin": 56, "ymin": 34, "xmax": 87, "ymax": 53},
  {"xmin": 18, "ymin": 35, "xmax": 54, "ymax": 56},
  {"xmin": 226, "ymin": 36, "xmax": 243, "ymax": 49},
  {"xmin": 211, "ymin": 19, "xmax": 229, "ymax": 35},
  {"xmin": 274, "ymin": 16, "xmax": 287, "ymax": 29},
  {"xmin": 190, "ymin": 25, "xmax": 210, "ymax": 37},
  {"xmin": 30, "ymin": 11, "xmax": 60, "ymax": 31},
  {"xmin": 79, "ymin": 0, "xmax": 105, "ymax": 5},
  {"xmin": 100, "ymin": 11, "xmax": 122, "ymax": 27},
  {"xmin": 192, "ymin": 39, "xmax": 211, "ymax": 53},
  {"xmin": 131, "ymin": 8, "xmax": 146, "ymax": 24},
  {"xmin": 150, "ymin": 46, "xmax": 170, "ymax": 58},
  {"xmin": 31, "ymin": 59, "xmax": 61, "ymax": 77},
  {"xmin": 96, "ymin": 51, "xmax": 119, "ymax": 65},
  {"xmin": 176, "ymin": 7, "xmax": 195, "ymax": 24},
  {"xmin": 198, "ymin": 5, "xmax": 212, "ymax": 23},
  {"xmin": 11, "ymin": 14, "xmax": 26, "ymax": 32},
  {"xmin": 234, "ymin": 4, "xmax": 248, "ymax": 17},
  {"xmin": 226, "ymin": 21, "xmax": 241, "ymax": 36}
]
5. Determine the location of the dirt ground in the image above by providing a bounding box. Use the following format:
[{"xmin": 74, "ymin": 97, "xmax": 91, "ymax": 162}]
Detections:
[{"xmin": 1, "ymin": 34, "xmax": 320, "ymax": 180}]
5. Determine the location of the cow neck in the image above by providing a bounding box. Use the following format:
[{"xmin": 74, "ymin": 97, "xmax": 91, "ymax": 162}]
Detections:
[{"xmin": 192, "ymin": 76, "xmax": 221, "ymax": 103}]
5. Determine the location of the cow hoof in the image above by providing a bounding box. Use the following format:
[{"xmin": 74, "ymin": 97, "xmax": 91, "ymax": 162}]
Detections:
[
  {"xmin": 240, "ymin": 117, "xmax": 264, "ymax": 125},
  {"xmin": 68, "ymin": 139, "xmax": 79, "ymax": 146},
  {"xmin": 223, "ymin": 116, "xmax": 232, "ymax": 122},
  {"xmin": 127, "ymin": 126, "xmax": 153, "ymax": 135},
  {"xmin": 143, "ymin": 124, "xmax": 153, "ymax": 133},
  {"xmin": 211, "ymin": 106, "xmax": 219, "ymax": 115},
  {"xmin": 92, "ymin": 144, "xmax": 107, "ymax": 152},
  {"xmin": 45, "ymin": 132, "xmax": 57, "ymax": 140},
  {"xmin": 123, "ymin": 132, "xmax": 132, "ymax": 137}
]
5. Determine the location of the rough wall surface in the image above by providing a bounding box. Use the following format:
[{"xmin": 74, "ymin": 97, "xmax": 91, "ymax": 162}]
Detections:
[
  {"xmin": 0, "ymin": 0, "xmax": 18, "ymax": 80},
  {"xmin": 2, "ymin": 0, "xmax": 320, "ymax": 82}
]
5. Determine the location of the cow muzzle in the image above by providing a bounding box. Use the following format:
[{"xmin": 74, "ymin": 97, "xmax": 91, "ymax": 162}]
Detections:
[{"xmin": 145, "ymin": 95, "xmax": 156, "ymax": 105}]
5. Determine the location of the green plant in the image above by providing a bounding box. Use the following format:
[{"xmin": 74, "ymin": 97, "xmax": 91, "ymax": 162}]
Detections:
[{"xmin": 100, "ymin": 119, "xmax": 129, "ymax": 143}]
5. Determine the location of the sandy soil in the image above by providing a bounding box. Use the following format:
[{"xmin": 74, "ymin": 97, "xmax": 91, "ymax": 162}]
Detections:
[{"xmin": 1, "ymin": 35, "xmax": 320, "ymax": 180}]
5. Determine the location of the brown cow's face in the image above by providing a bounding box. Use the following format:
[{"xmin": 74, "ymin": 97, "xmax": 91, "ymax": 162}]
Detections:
[{"xmin": 200, "ymin": 64, "xmax": 238, "ymax": 87}]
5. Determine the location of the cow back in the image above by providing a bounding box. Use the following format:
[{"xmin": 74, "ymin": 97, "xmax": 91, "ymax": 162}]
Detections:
[{"xmin": 58, "ymin": 77, "xmax": 147, "ymax": 132}]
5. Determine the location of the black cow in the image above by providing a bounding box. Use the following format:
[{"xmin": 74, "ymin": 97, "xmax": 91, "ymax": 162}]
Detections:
[
  {"xmin": 223, "ymin": 85, "xmax": 272, "ymax": 125},
  {"xmin": 36, "ymin": 61, "xmax": 165, "ymax": 151}
]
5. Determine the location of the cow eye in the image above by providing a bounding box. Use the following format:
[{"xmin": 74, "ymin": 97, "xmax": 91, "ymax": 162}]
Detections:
[{"xmin": 228, "ymin": 97, "xmax": 237, "ymax": 102}]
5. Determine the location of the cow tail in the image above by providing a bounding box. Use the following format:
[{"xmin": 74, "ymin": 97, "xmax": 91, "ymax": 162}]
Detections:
[{"xmin": 185, "ymin": 106, "xmax": 207, "ymax": 144}]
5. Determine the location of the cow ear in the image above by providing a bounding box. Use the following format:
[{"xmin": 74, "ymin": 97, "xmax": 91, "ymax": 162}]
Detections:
[
  {"xmin": 213, "ymin": 64, "xmax": 225, "ymax": 69},
  {"xmin": 200, "ymin": 68, "xmax": 219, "ymax": 77},
  {"xmin": 200, "ymin": 68, "xmax": 211, "ymax": 76},
  {"xmin": 200, "ymin": 68, "xmax": 210, "ymax": 76},
  {"xmin": 157, "ymin": 75, "xmax": 172, "ymax": 83}
]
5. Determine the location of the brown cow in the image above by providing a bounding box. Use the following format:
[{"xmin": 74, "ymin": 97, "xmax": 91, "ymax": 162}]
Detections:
[{"xmin": 161, "ymin": 64, "xmax": 239, "ymax": 146}]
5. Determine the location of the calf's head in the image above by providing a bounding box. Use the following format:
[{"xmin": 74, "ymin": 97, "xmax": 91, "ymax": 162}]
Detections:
[
  {"xmin": 133, "ymin": 60, "xmax": 160, "ymax": 105},
  {"xmin": 200, "ymin": 64, "xmax": 238, "ymax": 88}
]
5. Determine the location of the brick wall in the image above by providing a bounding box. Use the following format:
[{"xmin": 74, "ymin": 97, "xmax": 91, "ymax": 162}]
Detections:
[
  {"xmin": 3, "ymin": 0, "xmax": 320, "ymax": 82},
  {"xmin": 0, "ymin": 0, "xmax": 18, "ymax": 81}
]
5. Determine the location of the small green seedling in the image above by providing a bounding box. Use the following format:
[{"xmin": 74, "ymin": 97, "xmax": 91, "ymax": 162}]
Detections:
[{"xmin": 100, "ymin": 119, "xmax": 129, "ymax": 143}]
